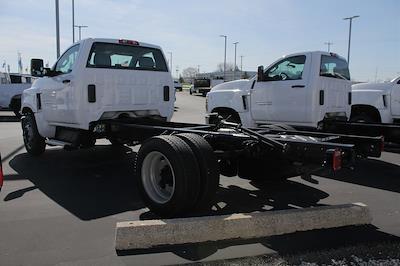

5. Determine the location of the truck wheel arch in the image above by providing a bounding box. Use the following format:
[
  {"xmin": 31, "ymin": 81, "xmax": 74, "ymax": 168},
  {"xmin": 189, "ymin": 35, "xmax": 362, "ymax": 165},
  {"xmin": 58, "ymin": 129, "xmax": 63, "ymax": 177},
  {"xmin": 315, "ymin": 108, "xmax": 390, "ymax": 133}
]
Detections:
[
  {"xmin": 22, "ymin": 107, "xmax": 33, "ymax": 115},
  {"xmin": 210, "ymin": 107, "xmax": 241, "ymax": 124},
  {"xmin": 350, "ymin": 105, "xmax": 382, "ymax": 123}
]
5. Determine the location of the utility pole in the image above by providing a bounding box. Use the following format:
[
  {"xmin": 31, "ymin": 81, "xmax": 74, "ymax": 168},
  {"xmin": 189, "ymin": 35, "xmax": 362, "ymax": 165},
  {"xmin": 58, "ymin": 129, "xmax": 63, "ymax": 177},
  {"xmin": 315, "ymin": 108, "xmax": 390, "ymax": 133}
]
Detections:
[
  {"xmin": 219, "ymin": 35, "xmax": 227, "ymax": 81},
  {"xmin": 55, "ymin": 0, "xmax": 60, "ymax": 58},
  {"xmin": 343, "ymin": 15, "xmax": 360, "ymax": 65},
  {"xmin": 240, "ymin": 55, "xmax": 244, "ymax": 72},
  {"xmin": 168, "ymin": 52, "xmax": 172, "ymax": 73},
  {"xmin": 324, "ymin": 41, "xmax": 333, "ymax": 52},
  {"xmin": 74, "ymin": 25, "xmax": 88, "ymax": 41},
  {"xmin": 72, "ymin": 0, "xmax": 75, "ymax": 43},
  {"xmin": 197, "ymin": 65, "xmax": 200, "ymax": 73},
  {"xmin": 233, "ymin": 42, "xmax": 239, "ymax": 80}
]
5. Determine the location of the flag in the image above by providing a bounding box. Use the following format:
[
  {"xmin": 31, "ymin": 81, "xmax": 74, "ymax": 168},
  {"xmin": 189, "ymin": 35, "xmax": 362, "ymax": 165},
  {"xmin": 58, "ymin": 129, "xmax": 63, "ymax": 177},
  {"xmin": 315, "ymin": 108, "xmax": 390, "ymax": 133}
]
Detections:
[{"xmin": 18, "ymin": 53, "xmax": 23, "ymax": 74}]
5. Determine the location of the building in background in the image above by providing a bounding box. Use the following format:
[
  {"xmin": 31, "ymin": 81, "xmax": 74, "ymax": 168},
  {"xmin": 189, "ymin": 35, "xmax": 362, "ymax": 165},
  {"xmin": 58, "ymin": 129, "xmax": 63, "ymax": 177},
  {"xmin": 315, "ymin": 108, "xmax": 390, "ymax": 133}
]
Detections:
[{"xmin": 195, "ymin": 70, "xmax": 256, "ymax": 82}]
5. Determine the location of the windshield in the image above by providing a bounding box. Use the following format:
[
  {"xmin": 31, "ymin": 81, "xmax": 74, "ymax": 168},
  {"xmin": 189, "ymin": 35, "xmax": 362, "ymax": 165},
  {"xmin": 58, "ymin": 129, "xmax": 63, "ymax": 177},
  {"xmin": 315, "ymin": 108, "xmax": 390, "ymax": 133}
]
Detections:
[
  {"xmin": 320, "ymin": 55, "xmax": 350, "ymax": 80},
  {"xmin": 194, "ymin": 79, "xmax": 210, "ymax": 87},
  {"xmin": 87, "ymin": 42, "xmax": 168, "ymax": 72}
]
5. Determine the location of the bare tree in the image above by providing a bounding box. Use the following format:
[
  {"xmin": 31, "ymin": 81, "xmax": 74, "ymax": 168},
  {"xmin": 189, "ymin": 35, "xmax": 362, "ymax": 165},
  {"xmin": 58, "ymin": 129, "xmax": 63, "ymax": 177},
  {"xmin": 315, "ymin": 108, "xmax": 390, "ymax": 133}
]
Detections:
[
  {"xmin": 216, "ymin": 62, "xmax": 238, "ymax": 72},
  {"xmin": 182, "ymin": 67, "xmax": 198, "ymax": 78}
]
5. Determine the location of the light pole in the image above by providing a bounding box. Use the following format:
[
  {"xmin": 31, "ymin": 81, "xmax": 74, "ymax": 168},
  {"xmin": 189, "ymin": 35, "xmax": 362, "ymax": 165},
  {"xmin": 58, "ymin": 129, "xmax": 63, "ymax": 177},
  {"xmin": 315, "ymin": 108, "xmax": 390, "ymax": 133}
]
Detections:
[
  {"xmin": 55, "ymin": 0, "xmax": 60, "ymax": 58},
  {"xmin": 168, "ymin": 52, "xmax": 172, "ymax": 73},
  {"xmin": 72, "ymin": 0, "xmax": 75, "ymax": 43},
  {"xmin": 343, "ymin": 15, "xmax": 360, "ymax": 65},
  {"xmin": 324, "ymin": 41, "xmax": 333, "ymax": 52},
  {"xmin": 240, "ymin": 55, "xmax": 244, "ymax": 75},
  {"xmin": 197, "ymin": 65, "xmax": 200, "ymax": 73},
  {"xmin": 233, "ymin": 42, "xmax": 239, "ymax": 80},
  {"xmin": 74, "ymin": 25, "xmax": 88, "ymax": 41},
  {"xmin": 219, "ymin": 35, "xmax": 227, "ymax": 81}
]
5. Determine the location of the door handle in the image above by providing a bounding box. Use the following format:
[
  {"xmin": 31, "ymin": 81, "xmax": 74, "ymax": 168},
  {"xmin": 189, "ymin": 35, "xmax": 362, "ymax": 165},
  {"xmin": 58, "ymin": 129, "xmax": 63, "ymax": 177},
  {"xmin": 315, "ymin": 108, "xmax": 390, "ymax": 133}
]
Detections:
[
  {"xmin": 292, "ymin": 85, "xmax": 305, "ymax": 88},
  {"xmin": 62, "ymin": 79, "xmax": 71, "ymax": 84}
]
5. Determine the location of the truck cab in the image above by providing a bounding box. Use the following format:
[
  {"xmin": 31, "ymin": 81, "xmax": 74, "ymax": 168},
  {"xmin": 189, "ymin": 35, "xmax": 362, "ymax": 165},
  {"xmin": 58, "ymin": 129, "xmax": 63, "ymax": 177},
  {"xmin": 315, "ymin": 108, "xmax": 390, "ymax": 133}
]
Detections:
[
  {"xmin": 206, "ymin": 51, "xmax": 351, "ymax": 129},
  {"xmin": 351, "ymin": 76, "xmax": 400, "ymax": 124},
  {"xmin": 20, "ymin": 38, "xmax": 175, "ymax": 155}
]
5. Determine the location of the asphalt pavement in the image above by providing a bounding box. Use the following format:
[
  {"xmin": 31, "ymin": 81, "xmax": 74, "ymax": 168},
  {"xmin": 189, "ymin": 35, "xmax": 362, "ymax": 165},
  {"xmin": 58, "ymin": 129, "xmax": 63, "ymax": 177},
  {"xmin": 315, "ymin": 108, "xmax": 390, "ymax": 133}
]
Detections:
[{"xmin": 0, "ymin": 91, "xmax": 399, "ymax": 265}]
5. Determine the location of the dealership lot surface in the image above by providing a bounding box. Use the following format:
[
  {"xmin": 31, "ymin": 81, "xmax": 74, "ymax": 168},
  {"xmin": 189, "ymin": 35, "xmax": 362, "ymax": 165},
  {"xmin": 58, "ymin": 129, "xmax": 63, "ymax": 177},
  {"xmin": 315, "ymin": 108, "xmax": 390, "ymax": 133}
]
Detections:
[{"xmin": 1, "ymin": 92, "xmax": 399, "ymax": 266}]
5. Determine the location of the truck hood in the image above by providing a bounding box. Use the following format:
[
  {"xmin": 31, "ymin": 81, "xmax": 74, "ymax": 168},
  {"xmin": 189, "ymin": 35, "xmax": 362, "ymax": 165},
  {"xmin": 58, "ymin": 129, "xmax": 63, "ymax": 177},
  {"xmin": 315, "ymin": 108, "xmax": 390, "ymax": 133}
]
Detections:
[
  {"xmin": 352, "ymin": 82, "xmax": 392, "ymax": 93},
  {"xmin": 210, "ymin": 79, "xmax": 251, "ymax": 92}
]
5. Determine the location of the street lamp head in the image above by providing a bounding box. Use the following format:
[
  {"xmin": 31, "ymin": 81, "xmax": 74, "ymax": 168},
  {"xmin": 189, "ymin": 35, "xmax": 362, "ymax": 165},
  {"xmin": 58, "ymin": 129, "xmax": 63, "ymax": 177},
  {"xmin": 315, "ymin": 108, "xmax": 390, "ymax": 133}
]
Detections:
[
  {"xmin": 233, "ymin": 42, "xmax": 239, "ymax": 45},
  {"xmin": 219, "ymin": 35, "xmax": 227, "ymax": 38},
  {"xmin": 343, "ymin": 15, "xmax": 360, "ymax": 20}
]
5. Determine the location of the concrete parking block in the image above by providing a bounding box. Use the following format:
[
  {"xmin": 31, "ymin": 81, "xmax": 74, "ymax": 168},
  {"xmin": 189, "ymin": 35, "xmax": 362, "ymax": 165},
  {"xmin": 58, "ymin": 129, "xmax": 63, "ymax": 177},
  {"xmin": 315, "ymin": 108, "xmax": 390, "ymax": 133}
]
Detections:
[{"xmin": 115, "ymin": 203, "xmax": 371, "ymax": 250}]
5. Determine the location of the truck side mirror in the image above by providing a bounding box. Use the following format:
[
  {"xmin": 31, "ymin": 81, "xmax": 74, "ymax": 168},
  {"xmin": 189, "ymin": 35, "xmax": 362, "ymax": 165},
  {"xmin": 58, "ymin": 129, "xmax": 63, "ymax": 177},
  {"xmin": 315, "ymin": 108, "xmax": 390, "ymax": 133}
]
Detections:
[
  {"xmin": 257, "ymin": 65, "xmax": 264, "ymax": 82},
  {"xmin": 30, "ymin": 58, "xmax": 44, "ymax": 77}
]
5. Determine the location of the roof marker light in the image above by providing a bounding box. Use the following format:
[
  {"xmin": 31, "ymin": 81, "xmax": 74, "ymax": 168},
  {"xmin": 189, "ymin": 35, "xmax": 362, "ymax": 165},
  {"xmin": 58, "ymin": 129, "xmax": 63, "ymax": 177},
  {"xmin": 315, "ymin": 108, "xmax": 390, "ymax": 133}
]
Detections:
[{"xmin": 118, "ymin": 39, "xmax": 139, "ymax": 45}]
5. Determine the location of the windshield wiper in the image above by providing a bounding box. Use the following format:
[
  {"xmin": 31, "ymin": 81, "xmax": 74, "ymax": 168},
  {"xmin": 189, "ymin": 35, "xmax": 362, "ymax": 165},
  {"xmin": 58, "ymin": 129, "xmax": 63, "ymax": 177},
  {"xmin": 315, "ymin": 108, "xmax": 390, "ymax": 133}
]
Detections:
[{"xmin": 333, "ymin": 72, "xmax": 348, "ymax": 80}]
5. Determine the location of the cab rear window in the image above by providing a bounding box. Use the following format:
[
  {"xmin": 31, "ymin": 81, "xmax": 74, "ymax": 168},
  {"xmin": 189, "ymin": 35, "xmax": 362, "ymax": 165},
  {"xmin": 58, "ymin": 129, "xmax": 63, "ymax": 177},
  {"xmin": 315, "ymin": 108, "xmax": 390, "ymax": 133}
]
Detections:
[
  {"xmin": 86, "ymin": 42, "xmax": 168, "ymax": 72},
  {"xmin": 320, "ymin": 55, "xmax": 350, "ymax": 80}
]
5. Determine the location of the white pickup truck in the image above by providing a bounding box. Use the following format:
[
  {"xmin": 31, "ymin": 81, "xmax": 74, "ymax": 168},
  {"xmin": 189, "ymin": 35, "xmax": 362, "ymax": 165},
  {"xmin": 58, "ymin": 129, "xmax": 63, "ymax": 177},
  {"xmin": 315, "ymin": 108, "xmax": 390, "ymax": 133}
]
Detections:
[
  {"xmin": 0, "ymin": 73, "xmax": 34, "ymax": 116},
  {"xmin": 206, "ymin": 51, "xmax": 352, "ymax": 129},
  {"xmin": 21, "ymin": 38, "xmax": 175, "ymax": 155},
  {"xmin": 351, "ymin": 76, "xmax": 400, "ymax": 124}
]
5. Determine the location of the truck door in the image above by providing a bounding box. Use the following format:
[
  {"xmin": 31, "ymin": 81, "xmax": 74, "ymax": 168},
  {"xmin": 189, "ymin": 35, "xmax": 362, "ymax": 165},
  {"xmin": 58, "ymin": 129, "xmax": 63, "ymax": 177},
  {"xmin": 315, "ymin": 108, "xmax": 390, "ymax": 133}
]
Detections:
[
  {"xmin": 391, "ymin": 79, "xmax": 400, "ymax": 116},
  {"xmin": 250, "ymin": 55, "xmax": 310, "ymax": 123},
  {"xmin": 41, "ymin": 44, "xmax": 80, "ymax": 124}
]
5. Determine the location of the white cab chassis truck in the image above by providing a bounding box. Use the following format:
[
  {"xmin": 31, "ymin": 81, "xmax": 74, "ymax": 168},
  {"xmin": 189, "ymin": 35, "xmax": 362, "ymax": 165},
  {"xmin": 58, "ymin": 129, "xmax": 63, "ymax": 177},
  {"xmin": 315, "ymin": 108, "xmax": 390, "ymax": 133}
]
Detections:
[
  {"xmin": 206, "ymin": 51, "xmax": 400, "ymax": 143},
  {"xmin": 206, "ymin": 51, "xmax": 351, "ymax": 129},
  {"xmin": 21, "ymin": 42, "xmax": 383, "ymax": 217},
  {"xmin": 351, "ymin": 76, "xmax": 400, "ymax": 124}
]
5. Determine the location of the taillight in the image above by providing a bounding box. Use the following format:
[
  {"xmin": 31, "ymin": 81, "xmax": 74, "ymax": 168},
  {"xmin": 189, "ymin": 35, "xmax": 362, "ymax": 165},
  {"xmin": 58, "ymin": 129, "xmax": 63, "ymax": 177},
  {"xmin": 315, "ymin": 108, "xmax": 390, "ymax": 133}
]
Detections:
[{"xmin": 332, "ymin": 149, "xmax": 342, "ymax": 171}]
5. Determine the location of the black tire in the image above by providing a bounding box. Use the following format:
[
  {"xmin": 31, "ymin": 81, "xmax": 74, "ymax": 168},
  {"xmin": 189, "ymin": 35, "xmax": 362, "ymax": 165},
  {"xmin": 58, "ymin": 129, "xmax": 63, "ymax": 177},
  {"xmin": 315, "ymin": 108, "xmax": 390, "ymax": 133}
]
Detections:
[
  {"xmin": 21, "ymin": 113, "xmax": 46, "ymax": 156},
  {"xmin": 176, "ymin": 133, "xmax": 220, "ymax": 211},
  {"xmin": 218, "ymin": 159, "xmax": 238, "ymax": 177},
  {"xmin": 350, "ymin": 114, "xmax": 374, "ymax": 123},
  {"xmin": 9, "ymin": 95, "xmax": 21, "ymax": 119},
  {"xmin": 202, "ymin": 91, "xmax": 207, "ymax": 97},
  {"xmin": 189, "ymin": 89, "xmax": 193, "ymax": 95},
  {"xmin": 135, "ymin": 135, "xmax": 201, "ymax": 217}
]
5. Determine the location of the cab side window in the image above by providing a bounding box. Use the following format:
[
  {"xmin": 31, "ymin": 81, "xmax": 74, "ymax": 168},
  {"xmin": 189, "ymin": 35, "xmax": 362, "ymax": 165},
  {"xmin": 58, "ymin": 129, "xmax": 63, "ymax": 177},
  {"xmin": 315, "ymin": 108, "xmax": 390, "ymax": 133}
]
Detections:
[
  {"xmin": 55, "ymin": 44, "xmax": 80, "ymax": 74},
  {"xmin": 264, "ymin": 55, "xmax": 306, "ymax": 81}
]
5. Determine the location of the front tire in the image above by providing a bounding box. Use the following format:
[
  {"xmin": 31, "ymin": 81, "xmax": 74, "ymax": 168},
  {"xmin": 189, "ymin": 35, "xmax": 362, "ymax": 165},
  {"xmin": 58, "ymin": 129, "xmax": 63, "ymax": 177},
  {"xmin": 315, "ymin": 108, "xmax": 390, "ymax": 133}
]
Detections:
[
  {"xmin": 135, "ymin": 135, "xmax": 201, "ymax": 217},
  {"xmin": 350, "ymin": 114, "xmax": 375, "ymax": 123},
  {"xmin": 22, "ymin": 113, "xmax": 46, "ymax": 156}
]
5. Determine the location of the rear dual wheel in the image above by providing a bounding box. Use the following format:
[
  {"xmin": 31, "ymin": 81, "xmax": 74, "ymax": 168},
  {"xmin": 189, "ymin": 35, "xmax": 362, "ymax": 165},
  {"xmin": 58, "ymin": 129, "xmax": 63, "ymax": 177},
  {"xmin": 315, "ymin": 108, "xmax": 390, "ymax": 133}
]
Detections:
[{"xmin": 136, "ymin": 134, "xmax": 219, "ymax": 217}]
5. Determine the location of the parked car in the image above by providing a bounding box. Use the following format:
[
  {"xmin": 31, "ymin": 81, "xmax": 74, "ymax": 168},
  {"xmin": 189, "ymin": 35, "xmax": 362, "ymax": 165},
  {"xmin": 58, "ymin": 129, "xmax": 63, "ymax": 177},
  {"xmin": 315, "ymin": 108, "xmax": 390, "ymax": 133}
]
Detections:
[{"xmin": 173, "ymin": 80, "xmax": 182, "ymax": 91}]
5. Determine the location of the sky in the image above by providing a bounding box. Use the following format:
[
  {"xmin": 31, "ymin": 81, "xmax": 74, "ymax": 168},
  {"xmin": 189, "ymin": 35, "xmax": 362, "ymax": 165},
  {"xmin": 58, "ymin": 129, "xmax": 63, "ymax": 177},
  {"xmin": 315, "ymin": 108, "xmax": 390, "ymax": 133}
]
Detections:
[{"xmin": 0, "ymin": 0, "xmax": 399, "ymax": 81}]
